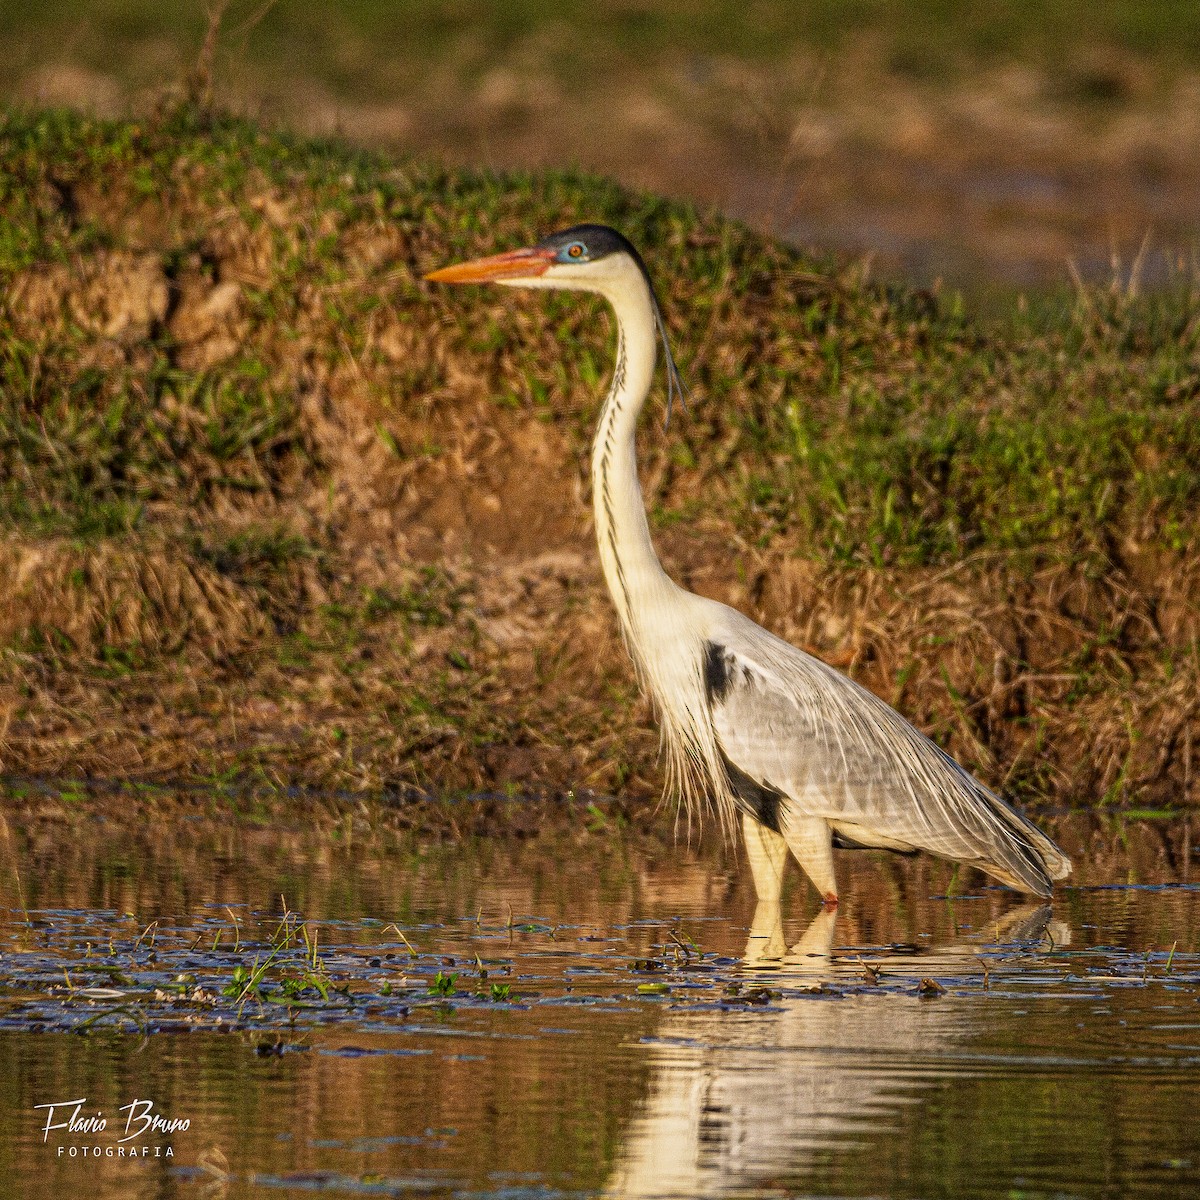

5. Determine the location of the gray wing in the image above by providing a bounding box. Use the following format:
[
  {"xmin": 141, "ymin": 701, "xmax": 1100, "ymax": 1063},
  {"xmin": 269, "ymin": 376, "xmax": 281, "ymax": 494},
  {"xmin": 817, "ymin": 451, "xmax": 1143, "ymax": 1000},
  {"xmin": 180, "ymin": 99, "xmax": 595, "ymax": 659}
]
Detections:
[{"xmin": 705, "ymin": 617, "xmax": 1070, "ymax": 896}]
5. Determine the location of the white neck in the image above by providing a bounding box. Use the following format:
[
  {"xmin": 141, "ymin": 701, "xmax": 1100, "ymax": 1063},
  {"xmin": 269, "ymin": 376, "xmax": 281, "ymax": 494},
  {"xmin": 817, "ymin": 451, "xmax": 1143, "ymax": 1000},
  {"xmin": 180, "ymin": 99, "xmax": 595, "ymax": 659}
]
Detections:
[{"xmin": 589, "ymin": 261, "xmax": 678, "ymax": 647}]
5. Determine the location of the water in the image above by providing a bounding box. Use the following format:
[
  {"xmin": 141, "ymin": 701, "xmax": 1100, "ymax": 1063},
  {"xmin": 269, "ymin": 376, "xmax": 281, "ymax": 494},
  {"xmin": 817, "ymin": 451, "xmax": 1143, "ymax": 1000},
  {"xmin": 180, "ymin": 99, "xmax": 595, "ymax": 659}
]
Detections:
[{"xmin": 0, "ymin": 796, "xmax": 1197, "ymax": 1198}]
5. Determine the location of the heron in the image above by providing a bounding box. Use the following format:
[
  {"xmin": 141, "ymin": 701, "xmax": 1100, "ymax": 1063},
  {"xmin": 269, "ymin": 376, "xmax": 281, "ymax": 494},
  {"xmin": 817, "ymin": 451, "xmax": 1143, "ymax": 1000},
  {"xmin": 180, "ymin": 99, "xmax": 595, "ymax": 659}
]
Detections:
[{"xmin": 425, "ymin": 224, "xmax": 1071, "ymax": 907}]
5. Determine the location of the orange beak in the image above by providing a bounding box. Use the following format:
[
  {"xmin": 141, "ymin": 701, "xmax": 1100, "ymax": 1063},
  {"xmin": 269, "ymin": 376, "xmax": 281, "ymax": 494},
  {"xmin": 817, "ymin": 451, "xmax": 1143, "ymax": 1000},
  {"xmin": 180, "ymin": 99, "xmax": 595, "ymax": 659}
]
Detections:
[{"xmin": 424, "ymin": 245, "xmax": 557, "ymax": 284}]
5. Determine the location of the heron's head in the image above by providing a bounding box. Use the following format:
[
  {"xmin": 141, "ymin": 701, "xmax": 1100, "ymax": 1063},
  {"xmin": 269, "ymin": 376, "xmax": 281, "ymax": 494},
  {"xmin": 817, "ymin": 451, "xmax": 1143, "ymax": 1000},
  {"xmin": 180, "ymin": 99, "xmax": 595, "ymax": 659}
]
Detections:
[
  {"xmin": 424, "ymin": 224, "xmax": 645, "ymax": 295},
  {"xmin": 425, "ymin": 223, "xmax": 689, "ymax": 421}
]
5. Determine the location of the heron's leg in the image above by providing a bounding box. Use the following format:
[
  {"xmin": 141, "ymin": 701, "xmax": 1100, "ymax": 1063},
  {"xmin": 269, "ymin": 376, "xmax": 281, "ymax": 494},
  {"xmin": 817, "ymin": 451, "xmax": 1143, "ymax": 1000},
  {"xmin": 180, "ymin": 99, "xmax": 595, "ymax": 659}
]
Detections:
[
  {"xmin": 779, "ymin": 811, "xmax": 838, "ymax": 907},
  {"xmin": 742, "ymin": 812, "xmax": 788, "ymax": 904}
]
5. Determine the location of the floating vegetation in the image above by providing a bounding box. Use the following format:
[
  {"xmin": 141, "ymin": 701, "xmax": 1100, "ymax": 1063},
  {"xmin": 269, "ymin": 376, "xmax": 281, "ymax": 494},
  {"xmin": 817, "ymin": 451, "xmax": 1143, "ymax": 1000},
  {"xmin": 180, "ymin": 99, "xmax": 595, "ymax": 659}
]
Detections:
[
  {"xmin": 2, "ymin": 886, "xmax": 1199, "ymax": 1038},
  {"xmin": 0, "ymin": 902, "xmax": 534, "ymax": 1034}
]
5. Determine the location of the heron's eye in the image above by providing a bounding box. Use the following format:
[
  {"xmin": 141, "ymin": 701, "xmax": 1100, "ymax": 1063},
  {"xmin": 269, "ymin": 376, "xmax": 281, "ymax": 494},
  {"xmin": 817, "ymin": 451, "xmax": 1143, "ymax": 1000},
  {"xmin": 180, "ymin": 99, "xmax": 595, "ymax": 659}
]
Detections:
[{"xmin": 566, "ymin": 242, "xmax": 586, "ymax": 259}]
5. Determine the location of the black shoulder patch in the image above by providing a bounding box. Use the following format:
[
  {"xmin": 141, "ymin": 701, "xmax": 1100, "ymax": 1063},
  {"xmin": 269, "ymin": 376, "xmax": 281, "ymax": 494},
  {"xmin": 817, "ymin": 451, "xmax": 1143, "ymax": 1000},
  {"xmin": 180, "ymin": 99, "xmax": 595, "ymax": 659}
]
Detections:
[{"xmin": 703, "ymin": 641, "xmax": 733, "ymax": 704}]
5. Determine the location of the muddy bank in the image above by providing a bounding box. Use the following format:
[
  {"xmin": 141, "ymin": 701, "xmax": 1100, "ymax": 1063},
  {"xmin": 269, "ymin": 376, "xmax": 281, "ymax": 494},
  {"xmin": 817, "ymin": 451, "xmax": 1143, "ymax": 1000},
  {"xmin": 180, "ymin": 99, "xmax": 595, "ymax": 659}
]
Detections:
[{"xmin": 0, "ymin": 109, "xmax": 1197, "ymax": 815}]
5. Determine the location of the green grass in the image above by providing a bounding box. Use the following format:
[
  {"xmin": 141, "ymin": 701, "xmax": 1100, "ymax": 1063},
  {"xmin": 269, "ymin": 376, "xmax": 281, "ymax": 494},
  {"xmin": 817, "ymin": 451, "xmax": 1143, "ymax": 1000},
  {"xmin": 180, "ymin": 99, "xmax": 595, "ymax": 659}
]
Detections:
[
  {"xmin": 0, "ymin": 337, "xmax": 298, "ymax": 538},
  {"xmin": 0, "ymin": 104, "xmax": 1196, "ymax": 809},
  {"xmin": 2, "ymin": 102, "xmax": 1197, "ymax": 568},
  {"xmin": 732, "ymin": 300, "xmax": 1200, "ymax": 565}
]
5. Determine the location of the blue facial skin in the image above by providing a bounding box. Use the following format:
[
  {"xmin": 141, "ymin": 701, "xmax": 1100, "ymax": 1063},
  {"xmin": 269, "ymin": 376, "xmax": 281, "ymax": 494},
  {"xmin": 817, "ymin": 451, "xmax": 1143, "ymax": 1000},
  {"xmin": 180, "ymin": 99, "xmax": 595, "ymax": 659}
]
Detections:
[
  {"xmin": 536, "ymin": 224, "xmax": 637, "ymax": 267},
  {"xmin": 558, "ymin": 240, "xmax": 589, "ymax": 262}
]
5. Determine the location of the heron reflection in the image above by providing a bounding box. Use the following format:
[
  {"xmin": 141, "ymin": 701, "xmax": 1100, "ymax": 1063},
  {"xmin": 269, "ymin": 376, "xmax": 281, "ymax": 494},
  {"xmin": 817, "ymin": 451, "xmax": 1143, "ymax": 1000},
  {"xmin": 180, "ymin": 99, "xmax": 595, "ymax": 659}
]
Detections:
[{"xmin": 607, "ymin": 900, "xmax": 1065, "ymax": 1199}]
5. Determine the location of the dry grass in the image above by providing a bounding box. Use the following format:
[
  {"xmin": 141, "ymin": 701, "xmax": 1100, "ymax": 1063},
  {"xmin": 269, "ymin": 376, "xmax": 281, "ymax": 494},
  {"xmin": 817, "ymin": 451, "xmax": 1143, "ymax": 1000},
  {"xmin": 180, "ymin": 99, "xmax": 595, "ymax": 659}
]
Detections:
[{"xmin": 0, "ymin": 107, "xmax": 1196, "ymax": 815}]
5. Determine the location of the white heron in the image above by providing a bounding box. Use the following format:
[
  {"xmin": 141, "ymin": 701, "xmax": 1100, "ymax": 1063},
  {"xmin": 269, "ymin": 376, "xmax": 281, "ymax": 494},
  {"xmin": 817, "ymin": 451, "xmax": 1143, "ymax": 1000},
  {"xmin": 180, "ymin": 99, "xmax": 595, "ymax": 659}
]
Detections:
[{"xmin": 426, "ymin": 224, "xmax": 1071, "ymax": 906}]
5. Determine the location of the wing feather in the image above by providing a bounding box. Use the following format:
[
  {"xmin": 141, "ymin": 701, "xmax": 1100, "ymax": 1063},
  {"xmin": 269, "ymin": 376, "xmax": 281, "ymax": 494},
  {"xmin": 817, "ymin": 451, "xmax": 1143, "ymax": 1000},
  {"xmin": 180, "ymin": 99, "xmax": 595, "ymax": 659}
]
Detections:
[{"xmin": 705, "ymin": 611, "xmax": 1070, "ymax": 896}]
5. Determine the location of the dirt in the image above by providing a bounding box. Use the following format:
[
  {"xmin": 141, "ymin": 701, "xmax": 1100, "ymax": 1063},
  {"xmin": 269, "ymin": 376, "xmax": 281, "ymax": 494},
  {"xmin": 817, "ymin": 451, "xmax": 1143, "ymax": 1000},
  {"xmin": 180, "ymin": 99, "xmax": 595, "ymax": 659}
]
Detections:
[{"xmin": 0, "ymin": 111, "xmax": 1195, "ymax": 817}]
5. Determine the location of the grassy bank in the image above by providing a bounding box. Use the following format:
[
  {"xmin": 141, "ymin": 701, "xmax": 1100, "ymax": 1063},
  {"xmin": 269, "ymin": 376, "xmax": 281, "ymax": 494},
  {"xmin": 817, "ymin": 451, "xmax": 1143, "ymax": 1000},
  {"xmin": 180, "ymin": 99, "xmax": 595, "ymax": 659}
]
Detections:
[{"xmin": 0, "ymin": 107, "xmax": 1197, "ymax": 813}]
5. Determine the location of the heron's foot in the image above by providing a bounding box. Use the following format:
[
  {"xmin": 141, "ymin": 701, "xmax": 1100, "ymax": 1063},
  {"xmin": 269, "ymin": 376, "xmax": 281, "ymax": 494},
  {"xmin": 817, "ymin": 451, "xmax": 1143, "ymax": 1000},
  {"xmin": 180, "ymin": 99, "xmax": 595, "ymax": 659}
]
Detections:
[{"xmin": 821, "ymin": 893, "xmax": 839, "ymax": 911}]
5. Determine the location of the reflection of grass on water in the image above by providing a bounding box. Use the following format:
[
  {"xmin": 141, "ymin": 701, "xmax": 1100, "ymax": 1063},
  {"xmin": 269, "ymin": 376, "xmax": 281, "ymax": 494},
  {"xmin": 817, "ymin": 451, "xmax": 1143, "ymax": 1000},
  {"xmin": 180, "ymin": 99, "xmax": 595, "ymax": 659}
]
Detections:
[{"xmin": 2, "ymin": 819, "xmax": 1197, "ymax": 1039}]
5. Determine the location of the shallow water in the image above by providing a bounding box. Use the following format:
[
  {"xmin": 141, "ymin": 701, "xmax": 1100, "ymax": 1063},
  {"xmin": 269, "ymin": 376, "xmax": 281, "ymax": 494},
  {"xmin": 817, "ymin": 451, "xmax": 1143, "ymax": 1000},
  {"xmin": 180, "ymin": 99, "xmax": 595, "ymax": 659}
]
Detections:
[{"xmin": 0, "ymin": 798, "xmax": 1198, "ymax": 1199}]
